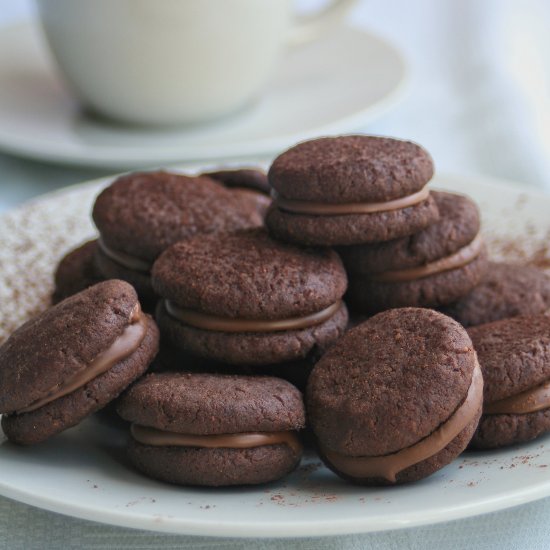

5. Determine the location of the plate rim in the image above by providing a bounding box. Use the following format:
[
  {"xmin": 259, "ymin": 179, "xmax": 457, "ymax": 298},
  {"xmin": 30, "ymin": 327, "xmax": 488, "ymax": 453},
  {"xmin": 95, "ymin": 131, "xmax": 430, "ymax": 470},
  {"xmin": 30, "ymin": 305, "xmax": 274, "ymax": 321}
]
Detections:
[{"xmin": 0, "ymin": 466, "xmax": 549, "ymax": 538}]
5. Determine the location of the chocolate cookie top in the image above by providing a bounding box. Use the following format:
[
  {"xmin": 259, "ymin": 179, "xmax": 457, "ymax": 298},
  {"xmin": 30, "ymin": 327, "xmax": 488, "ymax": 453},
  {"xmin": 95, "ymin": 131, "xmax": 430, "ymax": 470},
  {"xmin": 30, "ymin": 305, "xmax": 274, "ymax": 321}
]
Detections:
[
  {"xmin": 307, "ymin": 308, "xmax": 476, "ymax": 456},
  {"xmin": 52, "ymin": 239, "xmax": 102, "ymax": 303},
  {"xmin": 339, "ymin": 191, "xmax": 480, "ymax": 273},
  {"xmin": 268, "ymin": 136, "xmax": 434, "ymax": 203},
  {"xmin": 117, "ymin": 372, "xmax": 305, "ymax": 434},
  {"xmin": 468, "ymin": 314, "xmax": 550, "ymax": 403},
  {"xmin": 0, "ymin": 280, "xmax": 140, "ymax": 413},
  {"xmin": 443, "ymin": 263, "xmax": 550, "ymax": 327},
  {"xmin": 230, "ymin": 188, "xmax": 271, "ymax": 218},
  {"xmin": 92, "ymin": 171, "xmax": 263, "ymax": 261},
  {"xmin": 152, "ymin": 228, "xmax": 347, "ymax": 319}
]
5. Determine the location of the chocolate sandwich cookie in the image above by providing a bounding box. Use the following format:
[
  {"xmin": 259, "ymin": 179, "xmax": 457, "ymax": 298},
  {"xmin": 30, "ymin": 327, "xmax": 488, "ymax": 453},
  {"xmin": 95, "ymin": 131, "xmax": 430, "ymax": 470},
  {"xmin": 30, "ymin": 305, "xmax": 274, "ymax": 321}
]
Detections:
[
  {"xmin": 307, "ymin": 308, "xmax": 483, "ymax": 485},
  {"xmin": 92, "ymin": 170, "xmax": 264, "ymax": 300},
  {"xmin": 265, "ymin": 136, "xmax": 439, "ymax": 246},
  {"xmin": 52, "ymin": 239, "xmax": 103, "ymax": 304},
  {"xmin": 0, "ymin": 280, "xmax": 159, "ymax": 445},
  {"xmin": 341, "ymin": 191, "xmax": 488, "ymax": 313},
  {"xmin": 468, "ymin": 314, "xmax": 550, "ymax": 449},
  {"xmin": 117, "ymin": 372, "xmax": 305, "ymax": 486},
  {"xmin": 443, "ymin": 262, "xmax": 550, "ymax": 327},
  {"xmin": 152, "ymin": 228, "xmax": 349, "ymax": 365}
]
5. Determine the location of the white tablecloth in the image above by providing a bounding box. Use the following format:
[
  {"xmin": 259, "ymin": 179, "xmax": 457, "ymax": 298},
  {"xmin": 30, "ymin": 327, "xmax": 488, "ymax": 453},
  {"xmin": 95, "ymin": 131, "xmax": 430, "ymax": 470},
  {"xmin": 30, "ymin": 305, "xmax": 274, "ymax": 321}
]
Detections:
[{"xmin": 1, "ymin": 1, "xmax": 550, "ymax": 548}]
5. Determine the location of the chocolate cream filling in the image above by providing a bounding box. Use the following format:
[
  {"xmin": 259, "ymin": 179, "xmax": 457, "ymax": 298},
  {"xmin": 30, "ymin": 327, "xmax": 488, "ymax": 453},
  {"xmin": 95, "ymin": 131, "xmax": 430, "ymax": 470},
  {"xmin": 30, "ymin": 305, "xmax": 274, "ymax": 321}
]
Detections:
[
  {"xmin": 368, "ymin": 233, "xmax": 484, "ymax": 283},
  {"xmin": 320, "ymin": 362, "xmax": 483, "ymax": 482},
  {"xmin": 131, "ymin": 424, "xmax": 303, "ymax": 455},
  {"xmin": 274, "ymin": 187, "xmax": 430, "ymax": 216},
  {"xmin": 164, "ymin": 299, "xmax": 343, "ymax": 333},
  {"xmin": 98, "ymin": 238, "xmax": 152, "ymax": 273},
  {"xmin": 18, "ymin": 304, "xmax": 147, "ymax": 414},
  {"xmin": 484, "ymin": 379, "xmax": 550, "ymax": 415}
]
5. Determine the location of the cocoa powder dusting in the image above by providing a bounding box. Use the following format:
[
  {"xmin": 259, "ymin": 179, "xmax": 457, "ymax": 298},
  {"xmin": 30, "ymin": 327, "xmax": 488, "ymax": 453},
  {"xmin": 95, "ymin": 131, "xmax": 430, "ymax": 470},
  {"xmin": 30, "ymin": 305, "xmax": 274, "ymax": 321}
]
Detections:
[
  {"xmin": 0, "ymin": 184, "xmax": 100, "ymax": 345},
  {"xmin": 485, "ymin": 227, "xmax": 550, "ymax": 274}
]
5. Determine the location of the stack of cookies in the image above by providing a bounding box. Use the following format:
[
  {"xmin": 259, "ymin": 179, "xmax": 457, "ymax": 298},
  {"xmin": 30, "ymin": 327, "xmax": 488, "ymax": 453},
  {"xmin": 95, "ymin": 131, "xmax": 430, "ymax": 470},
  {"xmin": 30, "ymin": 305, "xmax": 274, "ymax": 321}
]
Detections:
[
  {"xmin": 53, "ymin": 170, "xmax": 271, "ymax": 305},
  {"xmin": 1, "ymin": 135, "xmax": 550, "ymax": 489},
  {"xmin": 265, "ymin": 135, "xmax": 489, "ymax": 313}
]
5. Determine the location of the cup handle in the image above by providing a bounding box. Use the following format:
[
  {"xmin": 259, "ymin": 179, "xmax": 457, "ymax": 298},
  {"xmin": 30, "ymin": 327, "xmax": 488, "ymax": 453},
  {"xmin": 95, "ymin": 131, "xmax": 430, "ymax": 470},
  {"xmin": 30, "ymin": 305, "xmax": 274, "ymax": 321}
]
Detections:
[{"xmin": 289, "ymin": 0, "xmax": 357, "ymax": 44}]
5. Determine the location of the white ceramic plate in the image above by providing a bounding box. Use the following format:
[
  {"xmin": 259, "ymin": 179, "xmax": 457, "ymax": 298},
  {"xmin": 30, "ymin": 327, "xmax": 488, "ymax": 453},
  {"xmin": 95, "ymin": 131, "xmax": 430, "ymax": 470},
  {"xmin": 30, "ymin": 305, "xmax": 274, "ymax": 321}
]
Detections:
[
  {"xmin": 0, "ymin": 170, "xmax": 550, "ymax": 538},
  {"xmin": 0, "ymin": 21, "xmax": 407, "ymax": 168}
]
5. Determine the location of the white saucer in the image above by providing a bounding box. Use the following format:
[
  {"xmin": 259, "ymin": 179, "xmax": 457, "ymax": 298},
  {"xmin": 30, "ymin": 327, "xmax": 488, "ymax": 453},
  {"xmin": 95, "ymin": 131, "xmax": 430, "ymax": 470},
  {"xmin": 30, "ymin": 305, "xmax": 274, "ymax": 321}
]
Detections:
[{"xmin": 0, "ymin": 21, "xmax": 408, "ymax": 168}]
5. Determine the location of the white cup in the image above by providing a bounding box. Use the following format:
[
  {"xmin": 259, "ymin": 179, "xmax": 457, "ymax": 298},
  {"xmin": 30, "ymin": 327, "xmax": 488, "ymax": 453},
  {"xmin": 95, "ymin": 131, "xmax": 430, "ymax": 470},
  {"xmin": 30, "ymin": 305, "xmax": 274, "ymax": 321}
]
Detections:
[{"xmin": 36, "ymin": 0, "xmax": 356, "ymax": 126}]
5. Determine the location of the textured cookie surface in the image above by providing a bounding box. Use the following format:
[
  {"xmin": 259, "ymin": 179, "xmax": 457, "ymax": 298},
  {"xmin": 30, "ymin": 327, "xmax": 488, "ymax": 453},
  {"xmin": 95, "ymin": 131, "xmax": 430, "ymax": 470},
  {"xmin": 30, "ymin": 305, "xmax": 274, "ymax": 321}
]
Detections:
[
  {"xmin": 152, "ymin": 228, "xmax": 347, "ymax": 319},
  {"xmin": 0, "ymin": 280, "xmax": 140, "ymax": 413},
  {"xmin": 320, "ymin": 412, "xmax": 481, "ymax": 485},
  {"xmin": 118, "ymin": 372, "xmax": 305, "ymax": 434},
  {"xmin": 472, "ymin": 410, "xmax": 550, "ymax": 449},
  {"xmin": 92, "ymin": 171, "xmax": 263, "ymax": 260},
  {"xmin": 265, "ymin": 195, "xmax": 439, "ymax": 246},
  {"xmin": 269, "ymin": 136, "xmax": 434, "ymax": 203},
  {"xmin": 307, "ymin": 308, "xmax": 477, "ymax": 456},
  {"xmin": 443, "ymin": 262, "xmax": 550, "ymax": 327},
  {"xmin": 346, "ymin": 248, "xmax": 488, "ymax": 313},
  {"xmin": 468, "ymin": 314, "xmax": 550, "ymax": 449},
  {"xmin": 468, "ymin": 314, "xmax": 550, "ymax": 403},
  {"xmin": 52, "ymin": 240, "xmax": 103, "ymax": 303},
  {"xmin": 2, "ymin": 316, "xmax": 159, "ymax": 445},
  {"xmin": 230, "ymin": 188, "xmax": 271, "ymax": 218},
  {"xmin": 339, "ymin": 191, "xmax": 481, "ymax": 273},
  {"xmin": 127, "ymin": 441, "xmax": 301, "ymax": 487}
]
